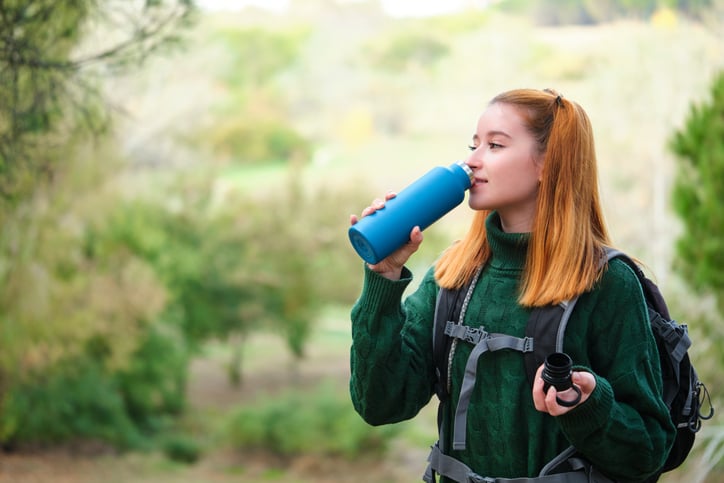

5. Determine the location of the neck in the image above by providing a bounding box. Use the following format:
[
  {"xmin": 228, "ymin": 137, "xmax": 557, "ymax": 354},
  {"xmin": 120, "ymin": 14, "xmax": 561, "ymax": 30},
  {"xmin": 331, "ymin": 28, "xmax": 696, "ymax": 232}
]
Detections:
[{"xmin": 497, "ymin": 209, "xmax": 535, "ymax": 233}]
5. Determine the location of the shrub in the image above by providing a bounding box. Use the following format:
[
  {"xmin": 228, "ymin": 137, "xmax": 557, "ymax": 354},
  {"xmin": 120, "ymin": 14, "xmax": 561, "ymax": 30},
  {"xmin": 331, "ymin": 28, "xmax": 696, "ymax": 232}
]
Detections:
[
  {"xmin": 0, "ymin": 359, "xmax": 144, "ymax": 449},
  {"xmin": 162, "ymin": 433, "xmax": 203, "ymax": 464},
  {"xmin": 115, "ymin": 326, "xmax": 190, "ymax": 431},
  {"xmin": 226, "ymin": 382, "xmax": 400, "ymax": 459}
]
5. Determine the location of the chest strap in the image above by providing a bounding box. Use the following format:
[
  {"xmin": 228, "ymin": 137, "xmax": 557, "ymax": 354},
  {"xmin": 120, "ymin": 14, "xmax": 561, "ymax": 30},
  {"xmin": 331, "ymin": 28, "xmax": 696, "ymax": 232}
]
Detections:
[{"xmin": 446, "ymin": 321, "xmax": 534, "ymax": 450}]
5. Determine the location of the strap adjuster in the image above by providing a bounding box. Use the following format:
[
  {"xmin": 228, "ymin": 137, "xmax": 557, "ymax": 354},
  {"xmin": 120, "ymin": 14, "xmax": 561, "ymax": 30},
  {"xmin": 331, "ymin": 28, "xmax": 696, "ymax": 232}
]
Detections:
[
  {"xmin": 468, "ymin": 474, "xmax": 495, "ymax": 483},
  {"xmin": 522, "ymin": 336, "xmax": 534, "ymax": 353}
]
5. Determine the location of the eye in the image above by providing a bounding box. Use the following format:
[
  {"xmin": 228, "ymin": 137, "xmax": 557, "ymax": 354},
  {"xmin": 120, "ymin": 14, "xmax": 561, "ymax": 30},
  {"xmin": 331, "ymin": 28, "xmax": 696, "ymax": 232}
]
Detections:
[
  {"xmin": 468, "ymin": 145, "xmax": 477, "ymax": 151},
  {"xmin": 489, "ymin": 142, "xmax": 503, "ymax": 149}
]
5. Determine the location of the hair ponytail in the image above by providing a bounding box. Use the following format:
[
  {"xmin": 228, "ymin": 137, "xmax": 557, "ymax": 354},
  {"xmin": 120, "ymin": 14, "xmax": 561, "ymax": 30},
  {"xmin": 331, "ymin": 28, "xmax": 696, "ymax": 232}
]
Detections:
[{"xmin": 521, "ymin": 94, "xmax": 610, "ymax": 306}]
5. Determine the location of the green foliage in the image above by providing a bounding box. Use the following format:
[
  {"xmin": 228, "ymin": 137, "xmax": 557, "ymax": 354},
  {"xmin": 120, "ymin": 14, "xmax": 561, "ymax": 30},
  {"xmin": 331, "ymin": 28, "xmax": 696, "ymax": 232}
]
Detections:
[
  {"xmin": 496, "ymin": 0, "xmax": 716, "ymax": 24},
  {"xmin": 162, "ymin": 432, "xmax": 204, "ymax": 464},
  {"xmin": 669, "ymin": 71, "xmax": 724, "ymax": 313},
  {"xmin": 0, "ymin": 0, "xmax": 196, "ymax": 204},
  {"xmin": 214, "ymin": 26, "xmax": 309, "ymax": 88},
  {"xmin": 204, "ymin": 115, "xmax": 312, "ymax": 165},
  {"xmin": 418, "ymin": 10, "xmax": 492, "ymax": 35},
  {"xmin": 88, "ymin": 198, "xmax": 253, "ymax": 345},
  {"xmin": 194, "ymin": 25, "xmax": 313, "ymax": 166},
  {"xmin": 234, "ymin": 179, "xmax": 323, "ymax": 358},
  {"xmin": 115, "ymin": 326, "xmax": 189, "ymax": 431},
  {"xmin": 668, "ymin": 72, "xmax": 724, "ymax": 478},
  {"xmin": 365, "ymin": 29, "xmax": 450, "ymax": 73},
  {"xmin": 0, "ymin": 4, "xmax": 197, "ymax": 443},
  {"xmin": 0, "ymin": 359, "xmax": 144, "ymax": 449},
  {"xmin": 226, "ymin": 382, "xmax": 400, "ymax": 459}
]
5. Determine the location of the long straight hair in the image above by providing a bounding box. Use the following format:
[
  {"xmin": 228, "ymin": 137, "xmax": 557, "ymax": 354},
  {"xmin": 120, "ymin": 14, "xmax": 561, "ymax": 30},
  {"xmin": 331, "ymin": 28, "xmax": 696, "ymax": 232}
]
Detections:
[{"xmin": 434, "ymin": 89, "xmax": 612, "ymax": 307}]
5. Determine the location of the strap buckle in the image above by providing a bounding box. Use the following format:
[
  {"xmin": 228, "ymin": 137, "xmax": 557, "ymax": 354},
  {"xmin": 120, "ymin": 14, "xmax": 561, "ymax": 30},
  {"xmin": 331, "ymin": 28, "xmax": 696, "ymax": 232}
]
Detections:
[
  {"xmin": 463, "ymin": 326, "xmax": 487, "ymax": 344},
  {"xmin": 444, "ymin": 322, "xmax": 489, "ymax": 345}
]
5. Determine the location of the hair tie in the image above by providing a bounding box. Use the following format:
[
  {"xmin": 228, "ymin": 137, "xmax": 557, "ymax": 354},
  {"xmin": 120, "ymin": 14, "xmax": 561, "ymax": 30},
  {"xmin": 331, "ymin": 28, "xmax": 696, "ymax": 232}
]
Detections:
[{"xmin": 543, "ymin": 88, "xmax": 564, "ymax": 108}]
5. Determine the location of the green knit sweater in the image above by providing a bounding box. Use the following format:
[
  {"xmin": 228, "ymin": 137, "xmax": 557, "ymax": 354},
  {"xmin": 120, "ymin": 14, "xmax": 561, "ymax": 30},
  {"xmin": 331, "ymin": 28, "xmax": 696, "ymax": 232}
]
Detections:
[{"xmin": 350, "ymin": 213, "xmax": 675, "ymax": 482}]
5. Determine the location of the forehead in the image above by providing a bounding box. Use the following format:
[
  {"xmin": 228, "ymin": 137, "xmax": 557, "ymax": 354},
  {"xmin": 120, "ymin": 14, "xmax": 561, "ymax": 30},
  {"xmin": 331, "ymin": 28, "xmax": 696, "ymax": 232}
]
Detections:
[{"xmin": 475, "ymin": 102, "xmax": 529, "ymax": 137}]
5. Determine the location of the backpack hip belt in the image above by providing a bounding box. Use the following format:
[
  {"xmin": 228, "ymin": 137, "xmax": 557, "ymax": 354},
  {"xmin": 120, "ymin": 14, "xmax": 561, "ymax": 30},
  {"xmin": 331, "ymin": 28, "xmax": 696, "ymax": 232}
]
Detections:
[{"xmin": 424, "ymin": 443, "xmax": 615, "ymax": 483}]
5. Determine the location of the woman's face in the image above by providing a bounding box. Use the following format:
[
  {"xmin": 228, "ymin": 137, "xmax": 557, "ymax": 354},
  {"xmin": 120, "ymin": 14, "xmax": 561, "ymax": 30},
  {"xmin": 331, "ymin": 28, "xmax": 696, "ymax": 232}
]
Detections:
[{"xmin": 465, "ymin": 102, "xmax": 543, "ymax": 232}]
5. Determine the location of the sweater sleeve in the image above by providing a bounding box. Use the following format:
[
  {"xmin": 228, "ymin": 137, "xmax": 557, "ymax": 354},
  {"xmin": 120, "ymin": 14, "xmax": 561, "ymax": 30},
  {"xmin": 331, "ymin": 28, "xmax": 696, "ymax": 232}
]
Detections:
[
  {"xmin": 556, "ymin": 259, "xmax": 676, "ymax": 482},
  {"xmin": 349, "ymin": 264, "xmax": 438, "ymax": 426}
]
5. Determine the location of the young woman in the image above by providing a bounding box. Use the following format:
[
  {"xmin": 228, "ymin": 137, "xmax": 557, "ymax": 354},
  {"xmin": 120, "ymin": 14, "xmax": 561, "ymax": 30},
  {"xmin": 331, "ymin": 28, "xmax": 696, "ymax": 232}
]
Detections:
[{"xmin": 348, "ymin": 89, "xmax": 675, "ymax": 482}]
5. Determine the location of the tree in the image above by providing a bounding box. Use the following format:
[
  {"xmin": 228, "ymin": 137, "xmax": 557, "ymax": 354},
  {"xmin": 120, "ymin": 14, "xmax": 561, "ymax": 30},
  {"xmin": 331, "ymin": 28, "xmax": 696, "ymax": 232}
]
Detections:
[
  {"xmin": 669, "ymin": 71, "xmax": 724, "ymax": 314},
  {"xmin": 668, "ymin": 69, "xmax": 724, "ymax": 482},
  {"xmin": 0, "ymin": 0, "xmax": 197, "ymax": 449},
  {"xmin": 0, "ymin": 0, "xmax": 196, "ymax": 203}
]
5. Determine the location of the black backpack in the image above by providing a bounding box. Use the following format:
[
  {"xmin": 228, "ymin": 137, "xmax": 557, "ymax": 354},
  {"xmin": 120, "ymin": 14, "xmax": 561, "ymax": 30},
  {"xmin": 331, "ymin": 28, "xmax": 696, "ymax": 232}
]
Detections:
[{"xmin": 430, "ymin": 248, "xmax": 713, "ymax": 481}]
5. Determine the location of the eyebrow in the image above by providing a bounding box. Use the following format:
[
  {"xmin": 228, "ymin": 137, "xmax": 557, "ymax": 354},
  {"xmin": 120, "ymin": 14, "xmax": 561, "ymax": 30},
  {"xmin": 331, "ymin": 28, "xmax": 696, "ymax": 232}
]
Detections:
[{"xmin": 472, "ymin": 131, "xmax": 512, "ymax": 142}]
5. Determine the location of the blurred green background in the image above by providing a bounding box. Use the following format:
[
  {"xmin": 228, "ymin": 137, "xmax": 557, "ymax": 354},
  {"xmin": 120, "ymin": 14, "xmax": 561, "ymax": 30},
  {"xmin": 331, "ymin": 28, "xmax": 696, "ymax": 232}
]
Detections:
[{"xmin": 0, "ymin": 0, "xmax": 722, "ymax": 481}]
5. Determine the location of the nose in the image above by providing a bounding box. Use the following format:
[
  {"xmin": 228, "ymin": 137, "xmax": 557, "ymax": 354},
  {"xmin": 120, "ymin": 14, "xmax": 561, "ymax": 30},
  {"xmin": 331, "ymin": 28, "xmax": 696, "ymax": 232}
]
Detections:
[{"xmin": 465, "ymin": 148, "xmax": 483, "ymax": 170}]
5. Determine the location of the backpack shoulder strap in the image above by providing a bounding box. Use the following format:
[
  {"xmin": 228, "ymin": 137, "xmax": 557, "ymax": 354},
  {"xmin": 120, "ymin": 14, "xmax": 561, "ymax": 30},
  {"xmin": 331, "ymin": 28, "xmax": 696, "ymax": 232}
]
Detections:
[
  {"xmin": 523, "ymin": 248, "xmax": 617, "ymax": 387},
  {"xmin": 603, "ymin": 248, "xmax": 671, "ymax": 320},
  {"xmin": 523, "ymin": 298, "xmax": 580, "ymax": 387},
  {"xmin": 433, "ymin": 283, "xmax": 469, "ymax": 401}
]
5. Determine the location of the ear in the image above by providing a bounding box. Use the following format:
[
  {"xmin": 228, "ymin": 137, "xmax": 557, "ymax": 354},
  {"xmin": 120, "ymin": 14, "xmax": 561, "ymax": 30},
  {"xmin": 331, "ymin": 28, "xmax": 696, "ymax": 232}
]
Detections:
[{"xmin": 533, "ymin": 152, "xmax": 545, "ymax": 182}]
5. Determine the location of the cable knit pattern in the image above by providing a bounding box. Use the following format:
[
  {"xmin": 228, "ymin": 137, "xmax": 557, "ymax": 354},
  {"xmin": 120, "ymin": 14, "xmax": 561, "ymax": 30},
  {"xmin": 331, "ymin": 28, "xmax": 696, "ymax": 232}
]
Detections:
[{"xmin": 349, "ymin": 212, "xmax": 675, "ymax": 482}]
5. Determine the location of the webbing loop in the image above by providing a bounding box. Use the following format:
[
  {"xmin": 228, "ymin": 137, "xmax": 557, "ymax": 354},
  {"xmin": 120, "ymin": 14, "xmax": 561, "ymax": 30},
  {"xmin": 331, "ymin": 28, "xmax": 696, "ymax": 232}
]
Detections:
[{"xmin": 452, "ymin": 332, "xmax": 535, "ymax": 450}]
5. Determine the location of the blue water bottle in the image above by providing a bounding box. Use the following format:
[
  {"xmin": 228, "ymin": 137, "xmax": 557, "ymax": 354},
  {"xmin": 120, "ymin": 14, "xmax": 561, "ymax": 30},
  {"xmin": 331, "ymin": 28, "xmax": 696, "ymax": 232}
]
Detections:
[{"xmin": 348, "ymin": 160, "xmax": 473, "ymax": 264}]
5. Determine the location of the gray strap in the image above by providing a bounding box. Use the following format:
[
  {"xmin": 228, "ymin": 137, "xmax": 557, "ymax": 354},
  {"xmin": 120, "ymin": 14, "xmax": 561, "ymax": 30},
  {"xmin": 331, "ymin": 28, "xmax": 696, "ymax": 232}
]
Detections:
[
  {"xmin": 426, "ymin": 443, "xmax": 477, "ymax": 482},
  {"xmin": 446, "ymin": 322, "xmax": 489, "ymax": 345},
  {"xmin": 445, "ymin": 322, "xmax": 534, "ymax": 352},
  {"xmin": 554, "ymin": 298, "xmax": 577, "ymax": 353},
  {"xmin": 670, "ymin": 326, "xmax": 691, "ymax": 364},
  {"xmin": 452, "ymin": 334, "xmax": 534, "ymax": 450},
  {"xmin": 539, "ymin": 446, "xmax": 578, "ymax": 475},
  {"xmin": 425, "ymin": 444, "xmax": 602, "ymax": 483}
]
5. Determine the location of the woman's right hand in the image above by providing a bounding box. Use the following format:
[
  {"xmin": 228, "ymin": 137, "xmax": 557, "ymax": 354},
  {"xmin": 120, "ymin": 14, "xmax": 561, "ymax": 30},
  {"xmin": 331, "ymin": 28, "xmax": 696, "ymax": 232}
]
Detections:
[{"xmin": 350, "ymin": 192, "xmax": 423, "ymax": 281}]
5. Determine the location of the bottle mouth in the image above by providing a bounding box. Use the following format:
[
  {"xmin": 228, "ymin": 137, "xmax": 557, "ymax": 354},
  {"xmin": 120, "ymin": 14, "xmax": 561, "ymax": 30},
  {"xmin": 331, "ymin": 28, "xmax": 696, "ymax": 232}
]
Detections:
[{"xmin": 456, "ymin": 160, "xmax": 474, "ymax": 184}]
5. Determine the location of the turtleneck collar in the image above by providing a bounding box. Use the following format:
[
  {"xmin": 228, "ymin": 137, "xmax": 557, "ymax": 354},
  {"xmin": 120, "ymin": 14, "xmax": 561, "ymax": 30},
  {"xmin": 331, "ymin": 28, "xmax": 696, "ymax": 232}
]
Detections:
[{"xmin": 485, "ymin": 212, "xmax": 529, "ymax": 271}]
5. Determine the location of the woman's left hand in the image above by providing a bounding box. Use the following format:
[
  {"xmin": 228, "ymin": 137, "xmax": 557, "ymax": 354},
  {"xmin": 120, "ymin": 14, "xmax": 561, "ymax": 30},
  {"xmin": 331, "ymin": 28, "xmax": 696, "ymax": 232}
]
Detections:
[{"xmin": 532, "ymin": 365, "xmax": 596, "ymax": 416}]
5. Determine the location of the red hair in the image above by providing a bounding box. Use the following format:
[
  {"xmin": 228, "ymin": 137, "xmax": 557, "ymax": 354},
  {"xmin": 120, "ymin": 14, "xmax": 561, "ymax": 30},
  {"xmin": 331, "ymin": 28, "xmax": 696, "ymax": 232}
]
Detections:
[{"xmin": 434, "ymin": 89, "xmax": 611, "ymax": 307}]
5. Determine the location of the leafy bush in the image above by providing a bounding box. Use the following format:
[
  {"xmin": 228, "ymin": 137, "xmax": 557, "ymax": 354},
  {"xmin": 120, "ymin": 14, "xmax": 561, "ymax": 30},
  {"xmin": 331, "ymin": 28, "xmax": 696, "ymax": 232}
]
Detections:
[
  {"xmin": 162, "ymin": 433, "xmax": 204, "ymax": 464},
  {"xmin": 0, "ymin": 320, "xmax": 191, "ymax": 449},
  {"xmin": 115, "ymin": 326, "xmax": 190, "ymax": 431},
  {"xmin": 0, "ymin": 359, "xmax": 144, "ymax": 449},
  {"xmin": 226, "ymin": 383, "xmax": 400, "ymax": 459},
  {"xmin": 204, "ymin": 116, "xmax": 312, "ymax": 165}
]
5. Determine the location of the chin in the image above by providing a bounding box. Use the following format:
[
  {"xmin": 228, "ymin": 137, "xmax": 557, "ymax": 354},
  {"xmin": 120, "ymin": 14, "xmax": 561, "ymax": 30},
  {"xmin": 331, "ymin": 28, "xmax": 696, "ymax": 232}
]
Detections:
[{"xmin": 468, "ymin": 199, "xmax": 491, "ymax": 211}]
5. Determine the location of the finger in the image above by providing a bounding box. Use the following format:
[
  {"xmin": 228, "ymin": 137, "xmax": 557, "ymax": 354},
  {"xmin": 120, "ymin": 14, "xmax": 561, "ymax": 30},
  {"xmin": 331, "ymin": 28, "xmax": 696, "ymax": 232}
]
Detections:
[
  {"xmin": 385, "ymin": 191, "xmax": 397, "ymax": 201},
  {"xmin": 409, "ymin": 226, "xmax": 424, "ymax": 244},
  {"xmin": 545, "ymin": 386, "xmax": 566, "ymax": 415},
  {"xmin": 360, "ymin": 206, "xmax": 375, "ymax": 218},
  {"xmin": 532, "ymin": 365, "xmax": 547, "ymax": 411},
  {"xmin": 571, "ymin": 371, "xmax": 595, "ymax": 393}
]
